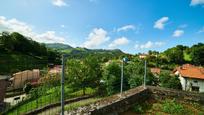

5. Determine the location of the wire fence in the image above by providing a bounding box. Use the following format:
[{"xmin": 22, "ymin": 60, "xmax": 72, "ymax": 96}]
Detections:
[
  {"xmin": 0, "ymin": 56, "xmax": 138, "ymax": 115},
  {"xmin": 0, "ymin": 58, "xmax": 100, "ymax": 115}
]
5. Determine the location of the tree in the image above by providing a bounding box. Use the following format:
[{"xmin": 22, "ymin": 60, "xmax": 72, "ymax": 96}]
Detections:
[
  {"xmin": 190, "ymin": 43, "xmax": 204, "ymax": 65},
  {"xmin": 126, "ymin": 61, "xmax": 157, "ymax": 88},
  {"xmin": 164, "ymin": 46, "xmax": 185, "ymax": 64},
  {"xmin": 102, "ymin": 61, "xmax": 124, "ymax": 95},
  {"xmin": 159, "ymin": 72, "xmax": 181, "ymax": 90},
  {"xmin": 66, "ymin": 57, "xmax": 102, "ymax": 95}
]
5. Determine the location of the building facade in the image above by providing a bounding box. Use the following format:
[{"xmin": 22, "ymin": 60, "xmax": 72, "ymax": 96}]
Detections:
[{"xmin": 174, "ymin": 64, "xmax": 204, "ymax": 92}]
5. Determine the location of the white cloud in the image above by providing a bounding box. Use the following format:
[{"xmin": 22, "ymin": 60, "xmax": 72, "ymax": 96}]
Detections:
[
  {"xmin": 0, "ymin": 16, "xmax": 66, "ymax": 43},
  {"xmin": 173, "ymin": 30, "xmax": 184, "ymax": 37},
  {"xmin": 61, "ymin": 25, "xmax": 65, "ymax": 28},
  {"xmin": 52, "ymin": 0, "xmax": 67, "ymax": 7},
  {"xmin": 198, "ymin": 27, "xmax": 204, "ymax": 33},
  {"xmin": 82, "ymin": 28, "xmax": 110, "ymax": 48},
  {"xmin": 190, "ymin": 0, "xmax": 204, "ymax": 6},
  {"xmin": 35, "ymin": 31, "xmax": 65, "ymax": 43},
  {"xmin": 117, "ymin": 25, "xmax": 135, "ymax": 32},
  {"xmin": 154, "ymin": 17, "xmax": 169, "ymax": 30},
  {"xmin": 135, "ymin": 41, "xmax": 165, "ymax": 49},
  {"xmin": 108, "ymin": 37, "xmax": 129, "ymax": 48}
]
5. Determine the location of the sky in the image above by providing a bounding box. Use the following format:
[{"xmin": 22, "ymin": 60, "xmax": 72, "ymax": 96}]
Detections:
[{"xmin": 0, "ymin": 0, "xmax": 204, "ymax": 54}]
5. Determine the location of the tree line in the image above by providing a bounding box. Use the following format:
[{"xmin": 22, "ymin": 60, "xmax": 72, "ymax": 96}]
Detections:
[{"xmin": 65, "ymin": 56, "xmax": 181, "ymax": 96}]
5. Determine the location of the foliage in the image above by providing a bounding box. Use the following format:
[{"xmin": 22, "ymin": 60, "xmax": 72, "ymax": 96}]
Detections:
[
  {"xmin": 126, "ymin": 61, "xmax": 158, "ymax": 88},
  {"xmin": 132, "ymin": 101, "xmax": 151, "ymax": 113},
  {"xmin": 159, "ymin": 72, "xmax": 181, "ymax": 89},
  {"xmin": 102, "ymin": 60, "xmax": 157, "ymax": 95},
  {"xmin": 66, "ymin": 56, "xmax": 102, "ymax": 95},
  {"xmin": 190, "ymin": 43, "xmax": 204, "ymax": 65},
  {"xmin": 161, "ymin": 99, "xmax": 185, "ymax": 114},
  {"xmin": 164, "ymin": 45, "xmax": 185, "ymax": 64},
  {"xmin": 0, "ymin": 31, "xmax": 61, "ymax": 74},
  {"xmin": 23, "ymin": 83, "xmax": 32, "ymax": 94},
  {"xmin": 102, "ymin": 61, "xmax": 123, "ymax": 95}
]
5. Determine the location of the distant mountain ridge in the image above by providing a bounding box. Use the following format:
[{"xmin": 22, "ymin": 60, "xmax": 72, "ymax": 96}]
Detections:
[
  {"xmin": 46, "ymin": 43, "xmax": 73, "ymax": 50},
  {"xmin": 46, "ymin": 43, "xmax": 124, "ymax": 54}
]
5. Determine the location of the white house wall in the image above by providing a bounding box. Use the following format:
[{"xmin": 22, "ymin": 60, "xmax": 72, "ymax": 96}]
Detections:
[{"xmin": 179, "ymin": 76, "xmax": 204, "ymax": 92}]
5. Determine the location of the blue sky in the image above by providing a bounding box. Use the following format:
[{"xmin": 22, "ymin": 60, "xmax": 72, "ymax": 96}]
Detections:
[{"xmin": 0, "ymin": 0, "xmax": 204, "ymax": 54}]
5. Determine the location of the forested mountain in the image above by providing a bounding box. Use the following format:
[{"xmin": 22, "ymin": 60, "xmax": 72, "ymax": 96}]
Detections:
[
  {"xmin": 46, "ymin": 43, "xmax": 127, "ymax": 60},
  {"xmin": 0, "ymin": 32, "xmax": 61, "ymax": 74},
  {"xmin": 46, "ymin": 43, "xmax": 73, "ymax": 50}
]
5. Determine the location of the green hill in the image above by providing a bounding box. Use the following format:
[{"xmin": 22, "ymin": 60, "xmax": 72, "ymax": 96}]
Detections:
[
  {"xmin": 46, "ymin": 43, "xmax": 73, "ymax": 50},
  {"xmin": 0, "ymin": 32, "xmax": 61, "ymax": 74},
  {"xmin": 45, "ymin": 43, "xmax": 126, "ymax": 60}
]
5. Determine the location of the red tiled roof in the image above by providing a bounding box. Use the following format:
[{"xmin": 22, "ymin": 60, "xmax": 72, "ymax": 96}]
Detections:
[{"xmin": 175, "ymin": 64, "xmax": 204, "ymax": 80}]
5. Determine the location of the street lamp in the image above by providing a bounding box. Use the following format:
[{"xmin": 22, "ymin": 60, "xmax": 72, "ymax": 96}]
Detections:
[
  {"xmin": 121, "ymin": 57, "xmax": 128, "ymax": 96},
  {"xmin": 61, "ymin": 54, "xmax": 69, "ymax": 115}
]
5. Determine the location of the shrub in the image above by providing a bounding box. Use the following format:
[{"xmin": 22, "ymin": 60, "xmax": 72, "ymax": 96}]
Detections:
[{"xmin": 162, "ymin": 99, "xmax": 184, "ymax": 114}]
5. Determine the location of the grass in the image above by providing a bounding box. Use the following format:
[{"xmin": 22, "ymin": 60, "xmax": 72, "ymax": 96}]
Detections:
[
  {"xmin": 128, "ymin": 99, "xmax": 204, "ymax": 115},
  {"xmin": 6, "ymin": 86, "xmax": 96, "ymax": 115},
  {"xmin": 161, "ymin": 99, "xmax": 186, "ymax": 114},
  {"xmin": 39, "ymin": 98, "xmax": 101, "ymax": 115}
]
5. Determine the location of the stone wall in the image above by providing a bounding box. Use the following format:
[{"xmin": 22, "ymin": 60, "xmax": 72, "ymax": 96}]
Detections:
[
  {"xmin": 91, "ymin": 88, "xmax": 150, "ymax": 115},
  {"xmin": 147, "ymin": 86, "xmax": 204, "ymax": 105},
  {"xmin": 68, "ymin": 86, "xmax": 204, "ymax": 115}
]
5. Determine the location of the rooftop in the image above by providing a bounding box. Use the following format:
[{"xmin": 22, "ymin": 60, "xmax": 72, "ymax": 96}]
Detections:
[{"xmin": 175, "ymin": 64, "xmax": 204, "ymax": 80}]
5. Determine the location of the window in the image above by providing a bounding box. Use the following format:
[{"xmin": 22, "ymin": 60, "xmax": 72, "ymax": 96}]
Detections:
[
  {"xmin": 192, "ymin": 86, "xmax": 199, "ymax": 92},
  {"xmin": 193, "ymin": 80, "xmax": 198, "ymax": 83}
]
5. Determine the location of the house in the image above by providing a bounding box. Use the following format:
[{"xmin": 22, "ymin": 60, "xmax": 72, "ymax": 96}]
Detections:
[
  {"xmin": 174, "ymin": 64, "xmax": 204, "ymax": 92},
  {"xmin": 139, "ymin": 54, "xmax": 148, "ymax": 59},
  {"xmin": 9, "ymin": 69, "xmax": 40, "ymax": 90},
  {"xmin": 150, "ymin": 68, "xmax": 161, "ymax": 77},
  {"xmin": 48, "ymin": 65, "xmax": 62, "ymax": 74},
  {"xmin": 0, "ymin": 75, "xmax": 9, "ymax": 109}
]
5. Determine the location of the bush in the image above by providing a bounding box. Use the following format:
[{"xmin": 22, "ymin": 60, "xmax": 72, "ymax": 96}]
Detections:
[
  {"xmin": 162, "ymin": 99, "xmax": 184, "ymax": 114},
  {"xmin": 23, "ymin": 83, "xmax": 32, "ymax": 94}
]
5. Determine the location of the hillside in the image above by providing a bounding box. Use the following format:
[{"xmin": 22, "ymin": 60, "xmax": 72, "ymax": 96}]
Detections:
[
  {"xmin": 46, "ymin": 43, "xmax": 73, "ymax": 50},
  {"xmin": 0, "ymin": 32, "xmax": 61, "ymax": 74},
  {"xmin": 46, "ymin": 43, "xmax": 127, "ymax": 60}
]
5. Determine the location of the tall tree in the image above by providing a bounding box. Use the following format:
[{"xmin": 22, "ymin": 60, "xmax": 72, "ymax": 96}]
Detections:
[{"xmin": 190, "ymin": 43, "xmax": 204, "ymax": 65}]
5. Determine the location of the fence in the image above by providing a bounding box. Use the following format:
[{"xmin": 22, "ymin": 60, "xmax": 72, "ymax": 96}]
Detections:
[
  {"xmin": 0, "ymin": 56, "xmax": 138, "ymax": 115},
  {"xmin": 0, "ymin": 58, "xmax": 100, "ymax": 115}
]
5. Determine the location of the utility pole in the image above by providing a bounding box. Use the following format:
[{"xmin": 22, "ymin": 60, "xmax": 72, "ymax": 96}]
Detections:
[
  {"xmin": 61, "ymin": 55, "xmax": 65, "ymax": 115},
  {"xmin": 120, "ymin": 57, "xmax": 128, "ymax": 97},
  {"xmin": 120, "ymin": 59, "xmax": 124, "ymax": 96},
  {"xmin": 144, "ymin": 59, "xmax": 147, "ymax": 88}
]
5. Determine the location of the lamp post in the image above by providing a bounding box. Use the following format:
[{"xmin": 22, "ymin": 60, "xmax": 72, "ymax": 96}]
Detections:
[
  {"xmin": 61, "ymin": 54, "xmax": 69, "ymax": 115},
  {"xmin": 121, "ymin": 57, "xmax": 128, "ymax": 96}
]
